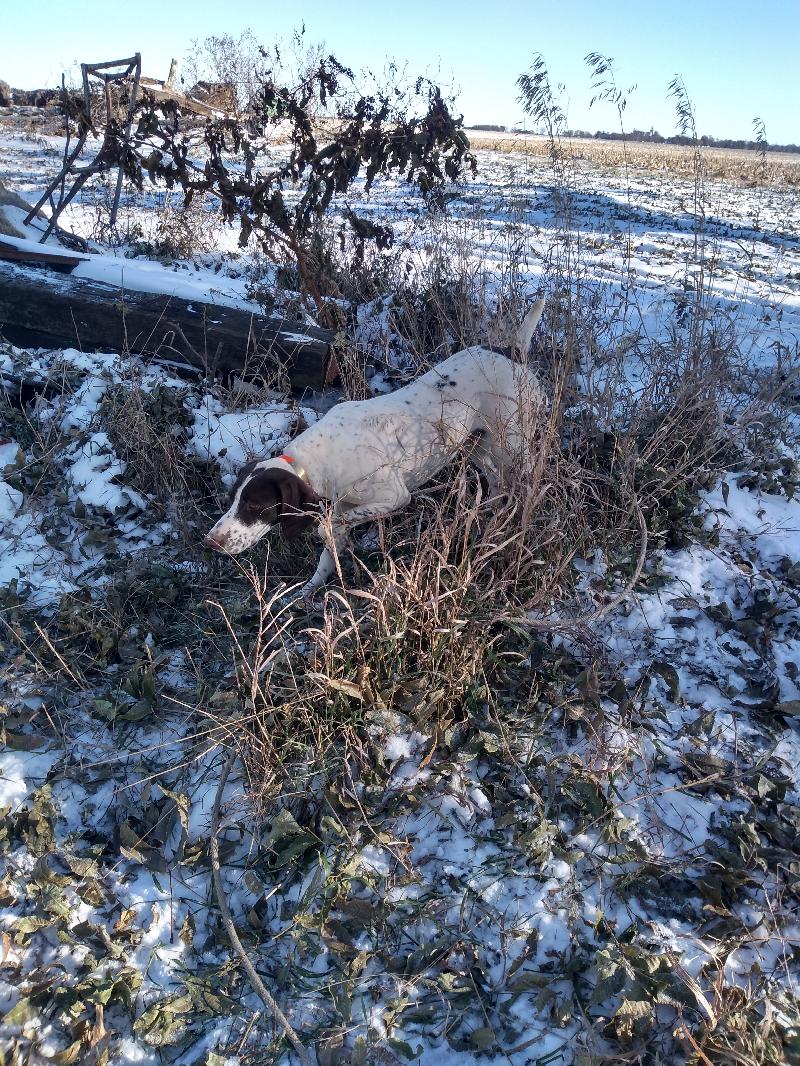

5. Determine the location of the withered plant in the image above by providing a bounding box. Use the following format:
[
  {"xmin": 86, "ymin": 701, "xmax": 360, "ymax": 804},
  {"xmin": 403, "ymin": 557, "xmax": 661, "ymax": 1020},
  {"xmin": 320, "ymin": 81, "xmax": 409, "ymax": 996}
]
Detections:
[{"xmin": 97, "ymin": 46, "xmax": 476, "ymax": 320}]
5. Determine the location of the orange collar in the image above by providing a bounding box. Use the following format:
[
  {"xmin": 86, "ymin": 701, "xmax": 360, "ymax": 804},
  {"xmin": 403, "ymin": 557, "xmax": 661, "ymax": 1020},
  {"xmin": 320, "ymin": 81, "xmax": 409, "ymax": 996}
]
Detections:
[{"xmin": 278, "ymin": 454, "xmax": 309, "ymax": 485}]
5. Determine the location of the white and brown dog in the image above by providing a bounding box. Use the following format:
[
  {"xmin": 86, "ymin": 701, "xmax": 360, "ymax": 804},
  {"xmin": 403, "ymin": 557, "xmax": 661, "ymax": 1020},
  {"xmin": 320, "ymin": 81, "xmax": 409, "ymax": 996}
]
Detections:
[{"xmin": 205, "ymin": 300, "xmax": 546, "ymax": 597}]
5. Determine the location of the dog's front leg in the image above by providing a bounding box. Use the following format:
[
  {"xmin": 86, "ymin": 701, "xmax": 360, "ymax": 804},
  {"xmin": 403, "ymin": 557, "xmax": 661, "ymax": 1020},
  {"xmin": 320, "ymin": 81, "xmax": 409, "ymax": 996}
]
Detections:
[
  {"xmin": 296, "ymin": 506, "xmax": 353, "ymax": 599},
  {"xmin": 471, "ymin": 440, "xmax": 502, "ymax": 497},
  {"xmin": 298, "ymin": 540, "xmax": 338, "ymax": 599},
  {"xmin": 299, "ymin": 486, "xmax": 411, "ymax": 599}
]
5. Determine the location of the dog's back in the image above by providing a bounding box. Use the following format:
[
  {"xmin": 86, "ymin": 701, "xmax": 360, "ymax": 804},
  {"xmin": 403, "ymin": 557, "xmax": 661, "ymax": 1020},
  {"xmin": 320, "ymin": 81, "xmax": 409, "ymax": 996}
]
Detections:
[{"xmin": 293, "ymin": 343, "xmax": 544, "ymax": 500}]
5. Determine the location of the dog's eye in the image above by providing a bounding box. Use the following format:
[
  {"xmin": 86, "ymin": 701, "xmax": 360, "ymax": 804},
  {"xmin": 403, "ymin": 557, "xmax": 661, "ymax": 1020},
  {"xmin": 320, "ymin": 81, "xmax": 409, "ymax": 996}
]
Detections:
[{"xmin": 244, "ymin": 499, "xmax": 273, "ymax": 520}]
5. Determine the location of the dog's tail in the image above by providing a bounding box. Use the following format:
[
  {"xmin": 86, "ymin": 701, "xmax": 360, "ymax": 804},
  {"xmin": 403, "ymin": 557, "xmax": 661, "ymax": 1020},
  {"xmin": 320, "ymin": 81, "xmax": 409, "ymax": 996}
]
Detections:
[{"xmin": 512, "ymin": 298, "xmax": 545, "ymax": 357}]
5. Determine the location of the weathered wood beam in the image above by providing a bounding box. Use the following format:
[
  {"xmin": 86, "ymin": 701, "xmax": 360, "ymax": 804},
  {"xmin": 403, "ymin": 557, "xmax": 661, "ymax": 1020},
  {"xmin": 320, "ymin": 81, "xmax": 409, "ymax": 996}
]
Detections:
[
  {"xmin": 0, "ymin": 238, "xmax": 87, "ymax": 270},
  {"xmin": 0, "ymin": 261, "xmax": 334, "ymax": 391},
  {"xmin": 138, "ymin": 78, "xmax": 219, "ymax": 117}
]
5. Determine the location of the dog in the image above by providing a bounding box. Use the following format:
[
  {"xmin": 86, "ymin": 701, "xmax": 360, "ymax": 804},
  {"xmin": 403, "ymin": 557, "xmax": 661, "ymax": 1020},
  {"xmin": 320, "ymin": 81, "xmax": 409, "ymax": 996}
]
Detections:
[{"xmin": 205, "ymin": 300, "xmax": 546, "ymax": 597}]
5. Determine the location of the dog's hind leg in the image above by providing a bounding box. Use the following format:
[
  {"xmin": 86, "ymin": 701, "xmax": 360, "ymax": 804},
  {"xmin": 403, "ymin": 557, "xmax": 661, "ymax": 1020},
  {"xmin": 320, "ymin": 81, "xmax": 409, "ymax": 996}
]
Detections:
[{"xmin": 469, "ymin": 434, "xmax": 503, "ymax": 496}]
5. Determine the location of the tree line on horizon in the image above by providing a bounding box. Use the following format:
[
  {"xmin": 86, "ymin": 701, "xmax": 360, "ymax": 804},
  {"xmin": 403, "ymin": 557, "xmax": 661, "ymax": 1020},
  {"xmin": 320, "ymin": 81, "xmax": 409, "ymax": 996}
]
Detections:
[{"xmin": 468, "ymin": 123, "xmax": 798, "ymax": 153}]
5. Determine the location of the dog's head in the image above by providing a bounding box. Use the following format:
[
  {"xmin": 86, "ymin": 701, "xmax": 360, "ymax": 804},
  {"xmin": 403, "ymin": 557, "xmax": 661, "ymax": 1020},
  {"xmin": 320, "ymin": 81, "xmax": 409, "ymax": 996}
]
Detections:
[{"xmin": 205, "ymin": 459, "xmax": 320, "ymax": 555}]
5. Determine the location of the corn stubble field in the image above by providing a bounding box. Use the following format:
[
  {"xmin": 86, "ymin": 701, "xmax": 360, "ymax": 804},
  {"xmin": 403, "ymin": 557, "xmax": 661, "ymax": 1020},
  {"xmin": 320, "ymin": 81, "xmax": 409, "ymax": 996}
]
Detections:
[
  {"xmin": 1, "ymin": 101, "xmax": 800, "ymax": 1066},
  {"xmin": 467, "ymin": 132, "xmax": 800, "ymax": 187}
]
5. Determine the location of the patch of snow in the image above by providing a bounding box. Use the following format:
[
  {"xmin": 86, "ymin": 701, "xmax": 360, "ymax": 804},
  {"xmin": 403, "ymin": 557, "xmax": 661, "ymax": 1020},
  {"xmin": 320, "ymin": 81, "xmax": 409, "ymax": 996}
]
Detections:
[
  {"xmin": 383, "ymin": 732, "xmax": 423, "ymax": 762},
  {"xmin": 0, "ymin": 511, "xmax": 74, "ymax": 603},
  {"xmin": 189, "ymin": 397, "xmax": 295, "ymax": 478},
  {"xmin": 705, "ymin": 478, "xmax": 800, "ymax": 565},
  {"xmin": 0, "ymin": 481, "xmax": 23, "ymax": 522},
  {"xmin": 66, "ymin": 431, "xmax": 147, "ymax": 512},
  {"xmin": 0, "ymin": 440, "xmax": 24, "ymax": 474},
  {"xmin": 359, "ymin": 844, "xmax": 393, "ymax": 876},
  {"xmin": 0, "ymin": 749, "xmax": 61, "ymax": 807}
]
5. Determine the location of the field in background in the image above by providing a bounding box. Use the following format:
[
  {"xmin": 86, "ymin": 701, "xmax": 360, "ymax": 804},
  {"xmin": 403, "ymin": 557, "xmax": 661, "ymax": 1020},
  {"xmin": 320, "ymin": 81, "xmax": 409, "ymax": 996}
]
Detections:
[{"xmin": 465, "ymin": 130, "xmax": 800, "ymax": 186}]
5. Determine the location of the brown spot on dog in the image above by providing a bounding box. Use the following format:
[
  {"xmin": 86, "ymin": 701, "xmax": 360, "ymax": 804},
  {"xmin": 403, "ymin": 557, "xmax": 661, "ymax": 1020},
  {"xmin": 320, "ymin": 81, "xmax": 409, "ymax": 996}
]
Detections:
[{"xmin": 235, "ymin": 468, "xmax": 320, "ymax": 539}]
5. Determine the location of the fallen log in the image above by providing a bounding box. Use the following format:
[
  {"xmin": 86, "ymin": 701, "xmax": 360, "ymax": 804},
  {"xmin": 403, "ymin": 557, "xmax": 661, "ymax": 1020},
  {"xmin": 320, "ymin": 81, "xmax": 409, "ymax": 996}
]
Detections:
[{"xmin": 0, "ymin": 260, "xmax": 335, "ymax": 391}]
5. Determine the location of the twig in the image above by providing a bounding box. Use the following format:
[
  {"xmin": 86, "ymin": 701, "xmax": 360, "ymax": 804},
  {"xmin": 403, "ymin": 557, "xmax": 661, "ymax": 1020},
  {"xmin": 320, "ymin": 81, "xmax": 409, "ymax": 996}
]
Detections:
[
  {"xmin": 581, "ymin": 499, "xmax": 649, "ymax": 624},
  {"xmin": 210, "ymin": 750, "xmax": 316, "ymax": 1066},
  {"xmin": 33, "ymin": 621, "xmax": 86, "ymax": 688},
  {"xmin": 502, "ymin": 498, "xmax": 648, "ymax": 632}
]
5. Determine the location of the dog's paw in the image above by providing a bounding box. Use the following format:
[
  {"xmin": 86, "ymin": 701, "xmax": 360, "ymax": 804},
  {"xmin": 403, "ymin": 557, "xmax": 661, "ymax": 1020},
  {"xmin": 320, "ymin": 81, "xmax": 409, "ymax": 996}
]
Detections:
[{"xmin": 292, "ymin": 582, "xmax": 325, "ymax": 607}]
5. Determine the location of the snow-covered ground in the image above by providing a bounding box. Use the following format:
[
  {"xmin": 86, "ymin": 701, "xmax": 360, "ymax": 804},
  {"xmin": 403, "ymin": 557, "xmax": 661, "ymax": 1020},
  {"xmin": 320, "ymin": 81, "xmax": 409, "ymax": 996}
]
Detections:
[{"xmin": 1, "ymin": 125, "xmax": 799, "ymax": 1065}]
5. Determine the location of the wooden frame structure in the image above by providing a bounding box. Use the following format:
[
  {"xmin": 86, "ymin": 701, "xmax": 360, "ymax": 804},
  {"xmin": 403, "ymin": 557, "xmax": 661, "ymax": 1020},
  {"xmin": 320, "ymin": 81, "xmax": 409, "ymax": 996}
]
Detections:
[{"xmin": 24, "ymin": 54, "xmax": 142, "ymax": 241}]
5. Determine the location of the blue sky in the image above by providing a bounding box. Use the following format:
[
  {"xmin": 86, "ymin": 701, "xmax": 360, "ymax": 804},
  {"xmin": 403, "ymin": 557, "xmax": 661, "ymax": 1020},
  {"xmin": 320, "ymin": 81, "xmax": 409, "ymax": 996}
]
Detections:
[{"xmin": 3, "ymin": 0, "xmax": 798, "ymax": 142}]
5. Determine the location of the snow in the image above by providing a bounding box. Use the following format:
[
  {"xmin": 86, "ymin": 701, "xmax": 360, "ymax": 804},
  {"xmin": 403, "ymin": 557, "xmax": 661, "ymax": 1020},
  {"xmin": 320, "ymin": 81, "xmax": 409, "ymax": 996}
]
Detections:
[
  {"xmin": 0, "ymin": 750, "xmax": 61, "ymax": 807},
  {"xmin": 359, "ymin": 844, "xmax": 393, "ymax": 876},
  {"xmin": 61, "ymin": 380, "xmax": 109, "ymax": 431},
  {"xmin": 0, "ymin": 480, "xmax": 23, "ymax": 522},
  {"xmin": 383, "ymin": 732, "xmax": 424, "ymax": 762},
  {"xmin": 189, "ymin": 397, "xmax": 296, "ymax": 479},
  {"xmin": 67, "ymin": 431, "xmax": 148, "ymax": 512},
  {"xmin": 705, "ymin": 478, "xmax": 800, "ymax": 565},
  {"xmin": 0, "ymin": 510, "xmax": 75, "ymax": 602},
  {"xmin": 72, "ymin": 253, "xmax": 262, "ymax": 311},
  {"xmin": 0, "ymin": 440, "xmax": 24, "ymax": 474},
  {"xmin": 0, "ymin": 232, "xmax": 263, "ymax": 313}
]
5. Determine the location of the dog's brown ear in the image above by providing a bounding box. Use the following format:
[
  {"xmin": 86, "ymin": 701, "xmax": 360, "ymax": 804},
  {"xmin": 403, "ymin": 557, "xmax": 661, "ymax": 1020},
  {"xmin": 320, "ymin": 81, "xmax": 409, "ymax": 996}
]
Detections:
[{"xmin": 276, "ymin": 471, "xmax": 320, "ymax": 540}]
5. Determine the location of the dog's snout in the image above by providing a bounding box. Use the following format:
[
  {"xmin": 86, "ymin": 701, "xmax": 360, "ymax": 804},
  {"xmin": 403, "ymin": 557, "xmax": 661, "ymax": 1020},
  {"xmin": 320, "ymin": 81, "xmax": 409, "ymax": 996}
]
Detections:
[{"xmin": 204, "ymin": 531, "xmax": 228, "ymax": 552}]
